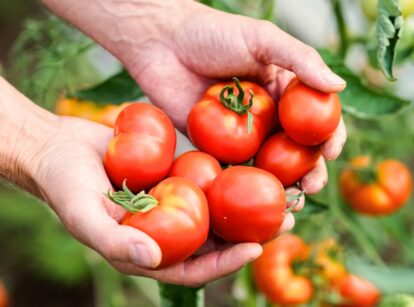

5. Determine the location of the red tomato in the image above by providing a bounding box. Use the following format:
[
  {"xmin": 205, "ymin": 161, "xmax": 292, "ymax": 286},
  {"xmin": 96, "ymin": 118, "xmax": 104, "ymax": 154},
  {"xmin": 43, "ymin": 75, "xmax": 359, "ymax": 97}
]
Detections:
[
  {"xmin": 252, "ymin": 234, "xmax": 314, "ymax": 305},
  {"xmin": 255, "ymin": 132, "xmax": 320, "ymax": 186},
  {"xmin": 337, "ymin": 274, "xmax": 380, "ymax": 307},
  {"xmin": 169, "ymin": 151, "xmax": 222, "ymax": 193},
  {"xmin": 104, "ymin": 103, "xmax": 176, "ymax": 192},
  {"xmin": 114, "ymin": 177, "xmax": 209, "ymax": 268},
  {"xmin": 340, "ymin": 156, "xmax": 412, "ymax": 215},
  {"xmin": 279, "ymin": 78, "xmax": 341, "ymax": 145},
  {"xmin": 207, "ymin": 166, "xmax": 285, "ymax": 243},
  {"xmin": 187, "ymin": 78, "xmax": 276, "ymax": 163},
  {"xmin": 0, "ymin": 280, "xmax": 7, "ymax": 307}
]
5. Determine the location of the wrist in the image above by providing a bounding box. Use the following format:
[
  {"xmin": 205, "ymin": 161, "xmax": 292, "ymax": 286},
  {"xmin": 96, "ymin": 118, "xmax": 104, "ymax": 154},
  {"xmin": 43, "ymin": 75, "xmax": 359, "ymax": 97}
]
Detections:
[{"xmin": 0, "ymin": 77, "xmax": 59, "ymax": 197}]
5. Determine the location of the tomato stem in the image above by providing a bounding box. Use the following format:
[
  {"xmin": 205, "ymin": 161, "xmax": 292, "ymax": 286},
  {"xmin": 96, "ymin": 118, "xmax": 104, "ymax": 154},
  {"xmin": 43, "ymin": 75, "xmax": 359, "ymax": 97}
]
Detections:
[
  {"xmin": 219, "ymin": 77, "xmax": 254, "ymax": 134},
  {"xmin": 107, "ymin": 180, "xmax": 159, "ymax": 213},
  {"xmin": 286, "ymin": 191, "xmax": 304, "ymax": 213}
]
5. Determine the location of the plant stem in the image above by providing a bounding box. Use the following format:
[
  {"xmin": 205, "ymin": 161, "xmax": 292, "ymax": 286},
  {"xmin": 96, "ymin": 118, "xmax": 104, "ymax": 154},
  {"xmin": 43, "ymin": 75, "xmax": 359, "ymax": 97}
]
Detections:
[{"xmin": 331, "ymin": 0, "xmax": 348, "ymax": 57}]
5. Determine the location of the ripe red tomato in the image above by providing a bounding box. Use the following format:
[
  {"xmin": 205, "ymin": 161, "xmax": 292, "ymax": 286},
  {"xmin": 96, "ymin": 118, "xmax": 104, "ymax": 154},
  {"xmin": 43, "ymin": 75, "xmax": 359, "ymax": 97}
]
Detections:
[
  {"xmin": 111, "ymin": 177, "xmax": 209, "ymax": 268},
  {"xmin": 207, "ymin": 166, "xmax": 285, "ymax": 243},
  {"xmin": 337, "ymin": 274, "xmax": 380, "ymax": 307},
  {"xmin": 187, "ymin": 78, "xmax": 276, "ymax": 164},
  {"xmin": 0, "ymin": 280, "xmax": 7, "ymax": 307},
  {"xmin": 255, "ymin": 132, "xmax": 320, "ymax": 186},
  {"xmin": 279, "ymin": 78, "xmax": 341, "ymax": 146},
  {"xmin": 169, "ymin": 151, "xmax": 222, "ymax": 193},
  {"xmin": 252, "ymin": 234, "xmax": 314, "ymax": 305},
  {"xmin": 340, "ymin": 156, "xmax": 412, "ymax": 215},
  {"xmin": 104, "ymin": 103, "xmax": 176, "ymax": 193}
]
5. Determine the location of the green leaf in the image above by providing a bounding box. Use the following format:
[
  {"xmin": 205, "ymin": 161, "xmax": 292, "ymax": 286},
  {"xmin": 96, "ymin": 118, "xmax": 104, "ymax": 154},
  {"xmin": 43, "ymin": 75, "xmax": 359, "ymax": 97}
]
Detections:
[
  {"xmin": 379, "ymin": 294, "xmax": 414, "ymax": 307},
  {"xmin": 158, "ymin": 282, "xmax": 204, "ymax": 307},
  {"xmin": 318, "ymin": 49, "xmax": 411, "ymax": 118},
  {"xmin": 295, "ymin": 196, "xmax": 329, "ymax": 219},
  {"xmin": 72, "ymin": 69, "xmax": 144, "ymax": 105},
  {"xmin": 376, "ymin": 0, "xmax": 404, "ymax": 80}
]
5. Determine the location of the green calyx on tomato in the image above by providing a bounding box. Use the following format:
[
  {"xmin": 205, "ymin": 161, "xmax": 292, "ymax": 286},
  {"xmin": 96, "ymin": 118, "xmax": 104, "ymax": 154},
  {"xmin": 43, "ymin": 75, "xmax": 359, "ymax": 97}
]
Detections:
[
  {"xmin": 219, "ymin": 77, "xmax": 254, "ymax": 133},
  {"xmin": 107, "ymin": 180, "xmax": 158, "ymax": 213}
]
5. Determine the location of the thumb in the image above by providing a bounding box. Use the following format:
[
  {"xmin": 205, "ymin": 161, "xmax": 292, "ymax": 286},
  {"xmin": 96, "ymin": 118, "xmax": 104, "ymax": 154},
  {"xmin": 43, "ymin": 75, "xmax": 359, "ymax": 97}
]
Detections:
[
  {"xmin": 61, "ymin": 194, "xmax": 162, "ymax": 269},
  {"xmin": 246, "ymin": 20, "xmax": 346, "ymax": 93}
]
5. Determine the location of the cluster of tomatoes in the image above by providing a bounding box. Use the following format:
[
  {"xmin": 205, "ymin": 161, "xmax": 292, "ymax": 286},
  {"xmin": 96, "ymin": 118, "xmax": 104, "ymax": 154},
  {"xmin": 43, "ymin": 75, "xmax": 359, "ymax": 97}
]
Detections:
[
  {"xmin": 253, "ymin": 234, "xmax": 380, "ymax": 306},
  {"xmin": 102, "ymin": 77, "xmax": 342, "ymax": 268},
  {"xmin": 55, "ymin": 98, "xmax": 131, "ymax": 127},
  {"xmin": 340, "ymin": 156, "xmax": 412, "ymax": 216}
]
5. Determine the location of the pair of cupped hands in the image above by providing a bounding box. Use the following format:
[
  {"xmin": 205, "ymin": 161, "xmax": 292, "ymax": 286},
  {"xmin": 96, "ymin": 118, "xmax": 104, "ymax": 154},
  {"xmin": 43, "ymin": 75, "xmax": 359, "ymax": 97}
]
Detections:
[{"xmin": 29, "ymin": 0, "xmax": 347, "ymax": 286}]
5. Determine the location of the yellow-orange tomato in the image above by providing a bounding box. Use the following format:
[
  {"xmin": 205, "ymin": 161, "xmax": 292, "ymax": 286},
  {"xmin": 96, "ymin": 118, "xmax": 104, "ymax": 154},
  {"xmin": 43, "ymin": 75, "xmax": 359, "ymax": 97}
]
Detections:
[
  {"xmin": 314, "ymin": 238, "xmax": 347, "ymax": 285},
  {"xmin": 340, "ymin": 156, "xmax": 412, "ymax": 216},
  {"xmin": 337, "ymin": 274, "xmax": 380, "ymax": 307},
  {"xmin": 99, "ymin": 103, "xmax": 132, "ymax": 127},
  {"xmin": 54, "ymin": 98, "xmax": 80, "ymax": 116},
  {"xmin": 252, "ymin": 234, "xmax": 313, "ymax": 305}
]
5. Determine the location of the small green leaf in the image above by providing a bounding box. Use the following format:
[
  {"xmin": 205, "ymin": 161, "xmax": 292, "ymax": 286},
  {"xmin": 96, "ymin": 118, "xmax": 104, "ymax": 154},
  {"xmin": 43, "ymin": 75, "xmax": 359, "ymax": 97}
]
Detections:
[
  {"xmin": 379, "ymin": 294, "xmax": 414, "ymax": 306},
  {"xmin": 159, "ymin": 282, "xmax": 205, "ymax": 307},
  {"xmin": 376, "ymin": 0, "xmax": 404, "ymax": 80},
  {"xmin": 72, "ymin": 69, "xmax": 144, "ymax": 105},
  {"xmin": 294, "ymin": 197, "xmax": 329, "ymax": 219},
  {"xmin": 318, "ymin": 49, "xmax": 411, "ymax": 118}
]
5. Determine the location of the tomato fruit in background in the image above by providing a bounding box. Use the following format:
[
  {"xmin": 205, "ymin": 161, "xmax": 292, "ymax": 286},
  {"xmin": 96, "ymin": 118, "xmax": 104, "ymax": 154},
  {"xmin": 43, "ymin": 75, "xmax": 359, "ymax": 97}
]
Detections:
[
  {"xmin": 252, "ymin": 234, "xmax": 313, "ymax": 305},
  {"xmin": 279, "ymin": 78, "xmax": 341, "ymax": 146},
  {"xmin": 187, "ymin": 78, "xmax": 276, "ymax": 164},
  {"xmin": 255, "ymin": 132, "xmax": 320, "ymax": 186},
  {"xmin": 340, "ymin": 156, "xmax": 412, "ymax": 216},
  {"xmin": 0, "ymin": 280, "xmax": 8, "ymax": 307},
  {"xmin": 99, "ymin": 102, "xmax": 131, "ymax": 127},
  {"xmin": 361, "ymin": 0, "xmax": 414, "ymax": 20},
  {"xmin": 169, "ymin": 151, "xmax": 222, "ymax": 193},
  {"xmin": 207, "ymin": 166, "xmax": 285, "ymax": 243},
  {"xmin": 104, "ymin": 103, "xmax": 176, "ymax": 192},
  {"xmin": 109, "ymin": 177, "xmax": 209, "ymax": 268},
  {"xmin": 337, "ymin": 274, "xmax": 380, "ymax": 307},
  {"xmin": 314, "ymin": 238, "xmax": 347, "ymax": 285}
]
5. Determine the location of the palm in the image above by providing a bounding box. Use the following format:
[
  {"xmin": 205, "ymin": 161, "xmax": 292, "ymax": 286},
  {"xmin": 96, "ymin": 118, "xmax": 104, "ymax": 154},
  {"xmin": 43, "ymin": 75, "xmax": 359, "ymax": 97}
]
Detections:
[{"xmin": 131, "ymin": 8, "xmax": 293, "ymax": 131}]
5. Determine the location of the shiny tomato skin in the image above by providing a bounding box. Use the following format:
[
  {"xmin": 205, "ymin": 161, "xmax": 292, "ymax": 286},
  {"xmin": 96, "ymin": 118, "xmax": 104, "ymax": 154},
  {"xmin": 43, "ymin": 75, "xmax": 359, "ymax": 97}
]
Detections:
[
  {"xmin": 114, "ymin": 103, "xmax": 176, "ymax": 152},
  {"xmin": 104, "ymin": 103, "xmax": 176, "ymax": 193},
  {"xmin": 187, "ymin": 81, "xmax": 276, "ymax": 164},
  {"xmin": 207, "ymin": 166, "xmax": 286, "ymax": 243},
  {"xmin": 338, "ymin": 275, "xmax": 380, "ymax": 307},
  {"xmin": 252, "ymin": 234, "xmax": 313, "ymax": 305},
  {"xmin": 122, "ymin": 177, "xmax": 209, "ymax": 268},
  {"xmin": 255, "ymin": 132, "xmax": 320, "ymax": 186},
  {"xmin": 169, "ymin": 151, "xmax": 222, "ymax": 193},
  {"xmin": 279, "ymin": 78, "xmax": 341, "ymax": 146},
  {"xmin": 104, "ymin": 133, "xmax": 174, "ymax": 192},
  {"xmin": 340, "ymin": 156, "xmax": 412, "ymax": 216}
]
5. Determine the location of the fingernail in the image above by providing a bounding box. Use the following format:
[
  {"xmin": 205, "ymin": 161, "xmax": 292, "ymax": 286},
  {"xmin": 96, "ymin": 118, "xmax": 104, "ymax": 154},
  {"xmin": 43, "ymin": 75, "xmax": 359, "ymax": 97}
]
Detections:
[
  {"xmin": 322, "ymin": 70, "xmax": 346, "ymax": 85},
  {"xmin": 130, "ymin": 243, "xmax": 155, "ymax": 268}
]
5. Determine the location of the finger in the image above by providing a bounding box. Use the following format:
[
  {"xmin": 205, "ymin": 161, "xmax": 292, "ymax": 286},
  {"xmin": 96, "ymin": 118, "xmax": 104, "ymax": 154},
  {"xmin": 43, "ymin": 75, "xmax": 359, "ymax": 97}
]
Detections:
[
  {"xmin": 321, "ymin": 117, "xmax": 347, "ymax": 161},
  {"xmin": 285, "ymin": 186, "xmax": 305, "ymax": 212},
  {"xmin": 277, "ymin": 212, "xmax": 295, "ymax": 235},
  {"xmin": 194, "ymin": 235, "xmax": 233, "ymax": 255},
  {"xmin": 113, "ymin": 243, "xmax": 263, "ymax": 287},
  {"xmin": 247, "ymin": 20, "xmax": 346, "ymax": 93},
  {"xmin": 59, "ymin": 192, "xmax": 162, "ymax": 269},
  {"xmin": 301, "ymin": 157, "xmax": 328, "ymax": 194}
]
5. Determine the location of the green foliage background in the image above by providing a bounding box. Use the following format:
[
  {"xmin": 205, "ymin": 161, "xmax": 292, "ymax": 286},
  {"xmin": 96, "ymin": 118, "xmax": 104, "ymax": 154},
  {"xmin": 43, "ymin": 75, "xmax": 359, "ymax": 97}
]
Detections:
[{"xmin": 1, "ymin": 0, "xmax": 414, "ymax": 306}]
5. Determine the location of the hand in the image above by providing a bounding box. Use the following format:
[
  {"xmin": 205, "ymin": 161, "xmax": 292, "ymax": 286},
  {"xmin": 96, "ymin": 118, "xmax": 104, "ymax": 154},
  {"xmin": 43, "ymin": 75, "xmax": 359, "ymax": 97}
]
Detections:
[
  {"xmin": 43, "ymin": 0, "xmax": 347, "ymax": 196},
  {"xmin": 124, "ymin": 2, "xmax": 347, "ymax": 196}
]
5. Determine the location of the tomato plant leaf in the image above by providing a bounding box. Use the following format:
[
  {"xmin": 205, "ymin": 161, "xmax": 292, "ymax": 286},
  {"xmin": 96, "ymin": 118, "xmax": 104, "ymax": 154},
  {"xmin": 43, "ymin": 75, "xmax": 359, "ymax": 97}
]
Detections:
[
  {"xmin": 158, "ymin": 282, "xmax": 204, "ymax": 307},
  {"xmin": 318, "ymin": 49, "xmax": 411, "ymax": 118},
  {"xmin": 376, "ymin": 0, "xmax": 404, "ymax": 80},
  {"xmin": 72, "ymin": 69, "xmax": 144, "ymax": 105}
]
